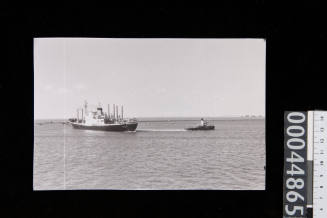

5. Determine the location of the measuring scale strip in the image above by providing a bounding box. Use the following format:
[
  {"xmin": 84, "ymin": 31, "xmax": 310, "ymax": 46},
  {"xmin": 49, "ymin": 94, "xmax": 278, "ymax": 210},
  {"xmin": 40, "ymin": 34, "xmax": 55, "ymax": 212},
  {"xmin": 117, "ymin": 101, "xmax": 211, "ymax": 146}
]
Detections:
[{"xmin": 312, "ymin": 111, "xmax": 327, "ymax": 218}]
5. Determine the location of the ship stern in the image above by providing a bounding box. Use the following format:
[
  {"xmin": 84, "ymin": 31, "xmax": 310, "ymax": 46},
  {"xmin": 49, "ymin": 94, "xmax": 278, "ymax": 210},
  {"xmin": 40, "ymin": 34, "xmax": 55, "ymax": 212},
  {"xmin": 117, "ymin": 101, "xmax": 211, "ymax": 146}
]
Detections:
[{"xmin": 126, "ymin": 122, "xmax": 138, "ymax": 131}]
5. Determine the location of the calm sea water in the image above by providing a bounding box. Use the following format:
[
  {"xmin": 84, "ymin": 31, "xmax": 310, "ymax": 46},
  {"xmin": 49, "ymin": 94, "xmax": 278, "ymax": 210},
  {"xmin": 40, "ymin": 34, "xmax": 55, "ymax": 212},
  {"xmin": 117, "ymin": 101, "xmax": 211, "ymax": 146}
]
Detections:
[{"xmin": 34, "ymin": 118, "xmax": 265, "ymax": 190}]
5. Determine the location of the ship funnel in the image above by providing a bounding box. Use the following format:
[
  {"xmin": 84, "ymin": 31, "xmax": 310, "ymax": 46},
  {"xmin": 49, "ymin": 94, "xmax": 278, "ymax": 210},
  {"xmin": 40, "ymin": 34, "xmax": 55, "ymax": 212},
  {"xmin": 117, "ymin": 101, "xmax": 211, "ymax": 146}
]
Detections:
[{"xmin": 97, "ymin": 108, "xmax": 102, "ymax": 116}]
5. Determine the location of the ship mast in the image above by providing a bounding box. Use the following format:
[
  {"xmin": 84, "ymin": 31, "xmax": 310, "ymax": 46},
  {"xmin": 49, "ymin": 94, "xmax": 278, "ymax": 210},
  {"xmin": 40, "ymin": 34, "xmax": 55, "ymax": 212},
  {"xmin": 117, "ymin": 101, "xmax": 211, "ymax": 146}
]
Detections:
[
  {"xmin": 113, "ymin": 104, "xmax": 115, "ymax": 121},
  {"xmin": 84, "ymin": 100, "xmax": 88, "ymax": 122},
  {"xmin": 108, "ymin": 104, "xmax": 110, "ymax": 119},
  {"xmin": 84, "ymin": 100, "xmax": 88, "ymax": 114},
  {"xmin": 116, "ymin": 105, "xmax": 118, "ymax": 121},
  {"xmin": 121, "ymin": 105, "xmax": 123, "ymax": 120}
]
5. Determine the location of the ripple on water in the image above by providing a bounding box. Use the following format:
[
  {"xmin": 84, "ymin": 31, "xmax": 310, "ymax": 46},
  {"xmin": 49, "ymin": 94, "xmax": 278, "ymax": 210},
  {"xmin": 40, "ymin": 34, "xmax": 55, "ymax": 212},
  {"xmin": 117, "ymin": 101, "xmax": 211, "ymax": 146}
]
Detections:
[{"xmin": 34, "ymin": 119, "xmax": 265, "ymax": 190}]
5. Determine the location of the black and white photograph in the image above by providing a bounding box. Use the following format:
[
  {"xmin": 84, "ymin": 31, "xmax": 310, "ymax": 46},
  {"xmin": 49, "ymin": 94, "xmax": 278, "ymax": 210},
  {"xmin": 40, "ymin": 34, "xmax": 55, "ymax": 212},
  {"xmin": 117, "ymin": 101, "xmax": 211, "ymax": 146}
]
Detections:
[{"xmin": 34, "ymin": 38, "xmax": 266, "ymax": 190}]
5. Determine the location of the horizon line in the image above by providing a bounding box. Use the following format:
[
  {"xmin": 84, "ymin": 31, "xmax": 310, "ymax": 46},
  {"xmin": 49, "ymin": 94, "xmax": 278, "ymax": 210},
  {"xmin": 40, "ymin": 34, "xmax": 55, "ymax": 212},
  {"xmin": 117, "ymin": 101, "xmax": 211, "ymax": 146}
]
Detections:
[{"xmin": 34, "ymin": 115, "xmax": 265, "ymax": 120}]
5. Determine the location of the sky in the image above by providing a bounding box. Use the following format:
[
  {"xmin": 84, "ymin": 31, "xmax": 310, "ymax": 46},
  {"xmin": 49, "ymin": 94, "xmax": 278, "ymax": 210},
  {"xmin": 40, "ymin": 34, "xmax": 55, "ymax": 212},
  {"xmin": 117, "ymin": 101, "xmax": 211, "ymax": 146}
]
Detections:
[{"xmin": 34, "ymin": 38, "xmax": 265, "ymax": 119}]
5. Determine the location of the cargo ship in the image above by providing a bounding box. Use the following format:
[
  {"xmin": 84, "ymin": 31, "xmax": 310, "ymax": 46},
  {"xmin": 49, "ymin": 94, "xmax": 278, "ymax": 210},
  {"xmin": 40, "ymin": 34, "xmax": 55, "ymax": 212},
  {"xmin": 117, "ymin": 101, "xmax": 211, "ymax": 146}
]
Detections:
[{"xmin": 68, "ymin": 101, "xmax": 138, "ymax": 132}]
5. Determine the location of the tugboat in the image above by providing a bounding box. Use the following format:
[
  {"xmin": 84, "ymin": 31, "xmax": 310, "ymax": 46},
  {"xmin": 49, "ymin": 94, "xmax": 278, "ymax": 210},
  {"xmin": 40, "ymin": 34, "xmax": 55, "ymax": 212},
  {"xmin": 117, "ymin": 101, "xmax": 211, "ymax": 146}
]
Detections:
[
  {"xmin": 68, "ymin": 101, "xmax": 138, "ymax": 132},
  {"xmin": 185, "ymin": 118, "xmax": 215, "ymax": 131}
]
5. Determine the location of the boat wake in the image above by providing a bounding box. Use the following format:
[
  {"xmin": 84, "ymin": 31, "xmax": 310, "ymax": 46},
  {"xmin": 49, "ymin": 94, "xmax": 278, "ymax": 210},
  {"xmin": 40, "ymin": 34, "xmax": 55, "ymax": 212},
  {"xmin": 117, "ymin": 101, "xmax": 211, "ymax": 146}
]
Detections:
[{"xmin": 137, "ymin": 129, "xmax": 187, "ymax": 132}]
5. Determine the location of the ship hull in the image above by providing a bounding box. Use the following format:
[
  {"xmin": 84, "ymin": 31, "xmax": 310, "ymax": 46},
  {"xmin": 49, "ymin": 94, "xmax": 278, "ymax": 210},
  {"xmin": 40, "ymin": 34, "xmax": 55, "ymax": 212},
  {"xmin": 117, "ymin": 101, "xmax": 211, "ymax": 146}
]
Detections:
[
  {"xmin": 185, "ymin": 125, "xmax": 215, "ymax": 131},
  {"xmin": 70, "ymin": 122, "xmax": 138, "ymax": 132}
]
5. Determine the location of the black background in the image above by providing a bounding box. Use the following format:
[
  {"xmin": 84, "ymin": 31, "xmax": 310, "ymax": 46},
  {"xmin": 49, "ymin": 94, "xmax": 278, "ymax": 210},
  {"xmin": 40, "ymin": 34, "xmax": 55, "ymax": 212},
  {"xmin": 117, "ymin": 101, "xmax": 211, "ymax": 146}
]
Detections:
[{"xmin": 1, "ymin": 5, "xmax": 326, "ymax": 218}]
